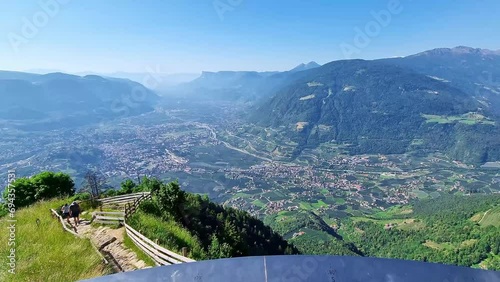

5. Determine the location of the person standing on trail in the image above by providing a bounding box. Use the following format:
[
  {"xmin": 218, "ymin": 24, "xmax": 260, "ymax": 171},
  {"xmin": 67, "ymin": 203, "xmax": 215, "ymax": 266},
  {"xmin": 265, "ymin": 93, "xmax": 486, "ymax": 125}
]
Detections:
[
  {"xmin": 69, "ymin": 201, "xmax": 81, "ymax": 226},
  {"xmin": 61, "ymin": 203, "xmax": 70, "ymax": 223}
]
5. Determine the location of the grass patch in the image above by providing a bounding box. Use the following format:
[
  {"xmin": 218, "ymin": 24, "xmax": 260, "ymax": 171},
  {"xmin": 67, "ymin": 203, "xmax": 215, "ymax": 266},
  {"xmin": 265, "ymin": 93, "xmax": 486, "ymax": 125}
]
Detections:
[
  {"xmin": 252, "ymin": 199, "xmax": 266, "ymax": 208},
  {"xmin": 410, "ymin": 139, "xmax": 424, "ymax": 146},
  {"xmin": 396, "ymin": 219, "xmax": 426, "ymax": 231},
  {"xmin": 0, "ymin": 199, "xmax": 110, "ymax": 282},
  {"xmin": 422, "ymin": 113, "xmax": 496, "ymax": 125},
  {"xmin": 127, "ymin": 212, "xmax": 206, "ymax": 260},
  {"xmin": 478, "ymin": 207, "xmax": 500, "ymax": 227},
  {"xmin": 460, "ymin": 239, "xmax": 478, "ymax": 248},
  {"xmin": 351, "ymin": 217, "xmax": 410, "ymax": 226},
  {"xmin": 413, "ymin": 190, "xmax": 429, "ymax": 199},
  {"xmin": 299, "ymin": 202, "xmax": 314, "ymax": 210},
  {"xmin": 275, "ymin": 210, "xmax": 294, "ymax": 221},
  {"xmin": 293, "ymin": 228, "xmax": 331, "ymax": 241},
  {"xmin": 371, "ymin": 206, "xmax": 413, "ymax": 219},
  {"xmin": 334, "ymin": 198, "xmax": 346, "ymax": 204},
  {"xmin": 423, "ymin": 240, "xmax": 454, "ymax": 250},
  {"xmin": 234, "ymin": 193, "xmax": 252, "ymax": 199},
  {"xmin": 123, "ymin": 233, "xmax": 156, "ymax": 267},
  {"xmin": 470, "ymin": 212, "xmax": 483, "ymax": 222},
  {"xmin": 307, "ymin": 81, "xmax": 324, "ymax": 87},
  {"xmin": 311, "ymin": 200, "xmax": 328, "ymax": 209}
]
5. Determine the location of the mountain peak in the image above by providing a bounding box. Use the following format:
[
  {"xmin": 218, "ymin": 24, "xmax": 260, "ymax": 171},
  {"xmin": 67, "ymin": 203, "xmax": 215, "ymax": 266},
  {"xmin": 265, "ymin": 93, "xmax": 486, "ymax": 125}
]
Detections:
[
  {"xmin": 410, "ymin": 46, "xmax": 500, "ymax": 57},
  {"xmin": 290, "ymin": 61, "xmax": 321, "ymax": 72}
]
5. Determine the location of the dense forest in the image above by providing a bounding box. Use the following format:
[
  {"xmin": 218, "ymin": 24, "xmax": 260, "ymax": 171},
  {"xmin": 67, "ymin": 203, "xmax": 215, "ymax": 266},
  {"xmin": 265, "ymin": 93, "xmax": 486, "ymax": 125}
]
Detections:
[
  {"xmin": 264, "ymin": 210, "xmax": 361, "ymax": 256},
  {"xmin": 344, "ymin": 195, "xmax": 500, "ymax": 270},
  {"xmin": 264, "ymin": 194, "xmax": 500, "ymax": 270}
]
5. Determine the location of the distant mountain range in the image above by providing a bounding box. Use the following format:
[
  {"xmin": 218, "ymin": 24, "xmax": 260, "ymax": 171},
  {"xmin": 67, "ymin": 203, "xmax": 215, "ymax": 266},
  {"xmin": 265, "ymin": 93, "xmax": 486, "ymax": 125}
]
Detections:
[
  {"xmin": 24, "ymin": 69, "xmax": 201, "ymax": 91},
  {"xmin": 167, "ymin": 62, "xmax": 322, "ymax": 101},
  {"xmin": 76, "ymin": 72, "xmax": 201, "ymax": 91},
  {"xmin": 289, "ymin": 61, "xmax": 322, "ymax": 72},
  {"xmin": 0, "ymin": 71, "xmax": 159, "ymax": 130},
  {"xmin": 251, "ymin": 47, "xmax": 500, "ymax": 164},
  {"xmin": 4, "ymin": 47, "xmax": 499, "ymax": 163}
]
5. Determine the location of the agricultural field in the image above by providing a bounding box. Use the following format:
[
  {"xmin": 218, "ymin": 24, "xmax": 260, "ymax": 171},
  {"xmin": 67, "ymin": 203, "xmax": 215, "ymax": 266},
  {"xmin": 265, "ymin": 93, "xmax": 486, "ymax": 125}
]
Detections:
[
  {"xmin": 475, "ymin": 207, "xmax": 500, "ymax": 228},
  {"xmin": 422, "ymin": 113, "xmax": 496, "ymax": 125}
]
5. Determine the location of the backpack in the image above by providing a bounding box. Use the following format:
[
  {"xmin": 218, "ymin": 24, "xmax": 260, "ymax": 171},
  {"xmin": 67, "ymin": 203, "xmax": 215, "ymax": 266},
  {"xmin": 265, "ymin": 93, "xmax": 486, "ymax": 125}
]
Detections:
[{"xmin": 70, "ymin": 203, "xmax": 79, "ymax": 213}]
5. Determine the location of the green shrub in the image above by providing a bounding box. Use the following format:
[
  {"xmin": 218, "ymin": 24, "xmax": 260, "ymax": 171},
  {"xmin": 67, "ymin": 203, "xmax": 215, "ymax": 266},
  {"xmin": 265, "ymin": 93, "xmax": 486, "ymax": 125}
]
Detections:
[
  {"xmin": 72, "ymin": 192, "xmax": 91, "ymax": 201},
  {"xmin": 2, "ymin": 171, "xmax": 75, "ymax": 209}
]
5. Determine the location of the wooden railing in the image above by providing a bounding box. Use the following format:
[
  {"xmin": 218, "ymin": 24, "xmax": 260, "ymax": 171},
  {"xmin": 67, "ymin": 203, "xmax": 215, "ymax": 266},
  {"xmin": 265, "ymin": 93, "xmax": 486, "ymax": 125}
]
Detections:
[
  {"xmin": 124, "ymin": 192, "xmax": 152, "ymax": 219},
  {"xmin": 92, "ymin": 211, "xmax": 125, "ymax": 225},
  {"xmin": 50, "ymin": 208, "xmax": 109, "ymax": 265},
  {"xmin": 51, "ymin": 208, "xmax": 81, "ymax": 237},
  {"xmin": 98, "ymin": 192, "xmax": 150, "ymax": 208},
  {"xmin": 124, "ymin": 223, "xmax": 195, "ymax": 265},
  {"xmin": 58, "ymin": 190, "xmax": 195, "ymax": 266},
  {"xmin": 120, "ymin": 192, "xmax": 196, "ymax": 265},
  {"xmin": 91, "ymin": 192, "xmax": 150, "ymax": 225}
]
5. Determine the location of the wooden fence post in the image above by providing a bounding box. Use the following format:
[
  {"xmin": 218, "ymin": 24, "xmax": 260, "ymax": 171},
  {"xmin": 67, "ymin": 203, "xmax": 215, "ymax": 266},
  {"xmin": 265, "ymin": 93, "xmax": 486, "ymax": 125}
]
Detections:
[{"xmin": 182, "ymin": 247, "xmax": 188, "ymax": 257}]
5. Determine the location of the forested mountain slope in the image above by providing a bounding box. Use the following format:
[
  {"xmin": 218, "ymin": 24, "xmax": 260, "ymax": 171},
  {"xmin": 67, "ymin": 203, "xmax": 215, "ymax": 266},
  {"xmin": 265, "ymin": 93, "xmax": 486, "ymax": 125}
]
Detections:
[
  {"xmin": 252, "ymin": 59, "xmax": 500, "ymax": 163},
  {"xmin": 0, "ymin": 71, "xmax": 159, "ymax": 130},
  {"xmin": 381, "ymin": 46, "xmax": 500, "ymax": 117}
]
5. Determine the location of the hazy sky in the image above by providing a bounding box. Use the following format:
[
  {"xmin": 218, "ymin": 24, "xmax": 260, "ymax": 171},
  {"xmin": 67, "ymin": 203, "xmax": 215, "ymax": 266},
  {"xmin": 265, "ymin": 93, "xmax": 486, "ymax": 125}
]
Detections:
[{"xmin": 1, "ymin": 0, "xmax": 499, "ymax": 74}]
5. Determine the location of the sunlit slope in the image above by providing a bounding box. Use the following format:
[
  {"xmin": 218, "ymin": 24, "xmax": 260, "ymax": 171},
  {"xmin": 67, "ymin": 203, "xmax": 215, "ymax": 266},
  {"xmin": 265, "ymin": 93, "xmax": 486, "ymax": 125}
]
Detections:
[
  {"xmin": 252, "ymin": 59, "xmax": 500, "ymax": 163},
  {"xmin": 0, "ymin": 199, "xmax": 110, "ymax": 282}
]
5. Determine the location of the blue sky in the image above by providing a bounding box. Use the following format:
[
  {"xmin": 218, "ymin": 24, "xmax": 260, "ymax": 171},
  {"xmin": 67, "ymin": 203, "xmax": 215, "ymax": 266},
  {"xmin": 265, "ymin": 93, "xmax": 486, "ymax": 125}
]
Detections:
[{"xmin": 0, "ymin": 0, "xmax": 499, "ymax": 74}]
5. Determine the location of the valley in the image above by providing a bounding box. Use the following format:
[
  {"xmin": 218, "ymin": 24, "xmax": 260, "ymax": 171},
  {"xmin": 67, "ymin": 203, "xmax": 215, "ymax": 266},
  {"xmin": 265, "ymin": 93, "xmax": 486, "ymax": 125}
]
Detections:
[
  {"xmin": 2, "ymin": 102, "xmax": 498, "ymax": 218},
  {"xmin": 2, "ymin": 100, "xmax": 499, "ymax": 269}
]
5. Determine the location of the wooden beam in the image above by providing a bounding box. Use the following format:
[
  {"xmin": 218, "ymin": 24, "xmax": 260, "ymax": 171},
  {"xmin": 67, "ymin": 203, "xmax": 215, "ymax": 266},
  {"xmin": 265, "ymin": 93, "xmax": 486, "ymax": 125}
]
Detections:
[{"xmin": 125, "ymin": 223, "xmax": 195, "ymax": 263}]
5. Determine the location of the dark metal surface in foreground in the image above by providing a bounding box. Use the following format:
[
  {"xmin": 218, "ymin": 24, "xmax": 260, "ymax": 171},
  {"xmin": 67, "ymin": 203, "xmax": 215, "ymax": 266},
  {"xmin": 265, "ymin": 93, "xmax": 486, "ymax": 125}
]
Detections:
[{"xmin": 81, "ymin": 255, "xmax": 500, "ymax": 282}]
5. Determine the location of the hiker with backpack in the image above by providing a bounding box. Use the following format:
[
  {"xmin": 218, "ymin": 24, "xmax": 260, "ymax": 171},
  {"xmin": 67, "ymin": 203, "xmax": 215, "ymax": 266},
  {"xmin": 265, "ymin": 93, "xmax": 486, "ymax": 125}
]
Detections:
[
  {"xmin": 61, "ymin": 203, "xmax": 71, "ymax": 223},
  {"xmin": 69, "ymin": 201, "xmax": 81, "ymax": 226}
]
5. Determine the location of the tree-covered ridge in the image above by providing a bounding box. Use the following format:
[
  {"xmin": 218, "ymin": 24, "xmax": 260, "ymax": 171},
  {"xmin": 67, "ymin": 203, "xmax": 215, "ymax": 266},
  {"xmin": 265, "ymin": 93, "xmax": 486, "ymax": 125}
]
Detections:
[
  {"xmin": 264, "ymin": 210, "xmax": 362, "ymax": 256},
  {"xmin": 262, "ymin": 194, "xmax": 500, "ymax": 270},
  {"xmin": 129, "ymin": 179, "xmax": 298, "ymax": 259},
  {"xmin": 0, "ymin": 72, "xmax": 159, "ymax": 130},
  {"xmin": 345, "ymin": 195, "xmax": 500, "ymax": 270},
  {"xmin": 252, "ymin": 59, "xmax": 500, "ymax": 163}
]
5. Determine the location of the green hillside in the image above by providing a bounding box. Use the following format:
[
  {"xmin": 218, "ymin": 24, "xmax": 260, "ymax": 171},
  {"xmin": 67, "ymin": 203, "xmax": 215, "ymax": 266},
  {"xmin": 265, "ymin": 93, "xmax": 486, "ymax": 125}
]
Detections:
[
  {"xmin": 477, "ymin": 207, "xmax": 500, "ymax": 228},
  {"xmin": 129, "ymin": 180, "xmax": 298, "ymax": 259},
  {"xmin": 264, "ymin": 210, "xmax": 361, "ymax": 256},
  {"xmin": 0, "ymin": 172, "xmax": 298, "ymax": 280},
  {"xmin": 0, "ymin": 199, "xmax": 110, "ymax": 282},
  {"xmin": 262, "ymin": 194, "xmax": 500, "ymax": 270},
  {"xmin": 252, "ymin": 60, "xmax": 500, "ymax": 163},
  {"xmin": 325, "ymin": 195, "xmax": 499, "ymax": 270}
]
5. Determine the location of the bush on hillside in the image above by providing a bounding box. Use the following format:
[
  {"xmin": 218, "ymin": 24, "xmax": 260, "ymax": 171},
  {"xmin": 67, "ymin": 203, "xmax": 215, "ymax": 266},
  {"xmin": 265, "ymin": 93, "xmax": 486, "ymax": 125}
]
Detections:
[{"xmin": 2, "ymin": 171, "xmax": 75, "ymax": 209}]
